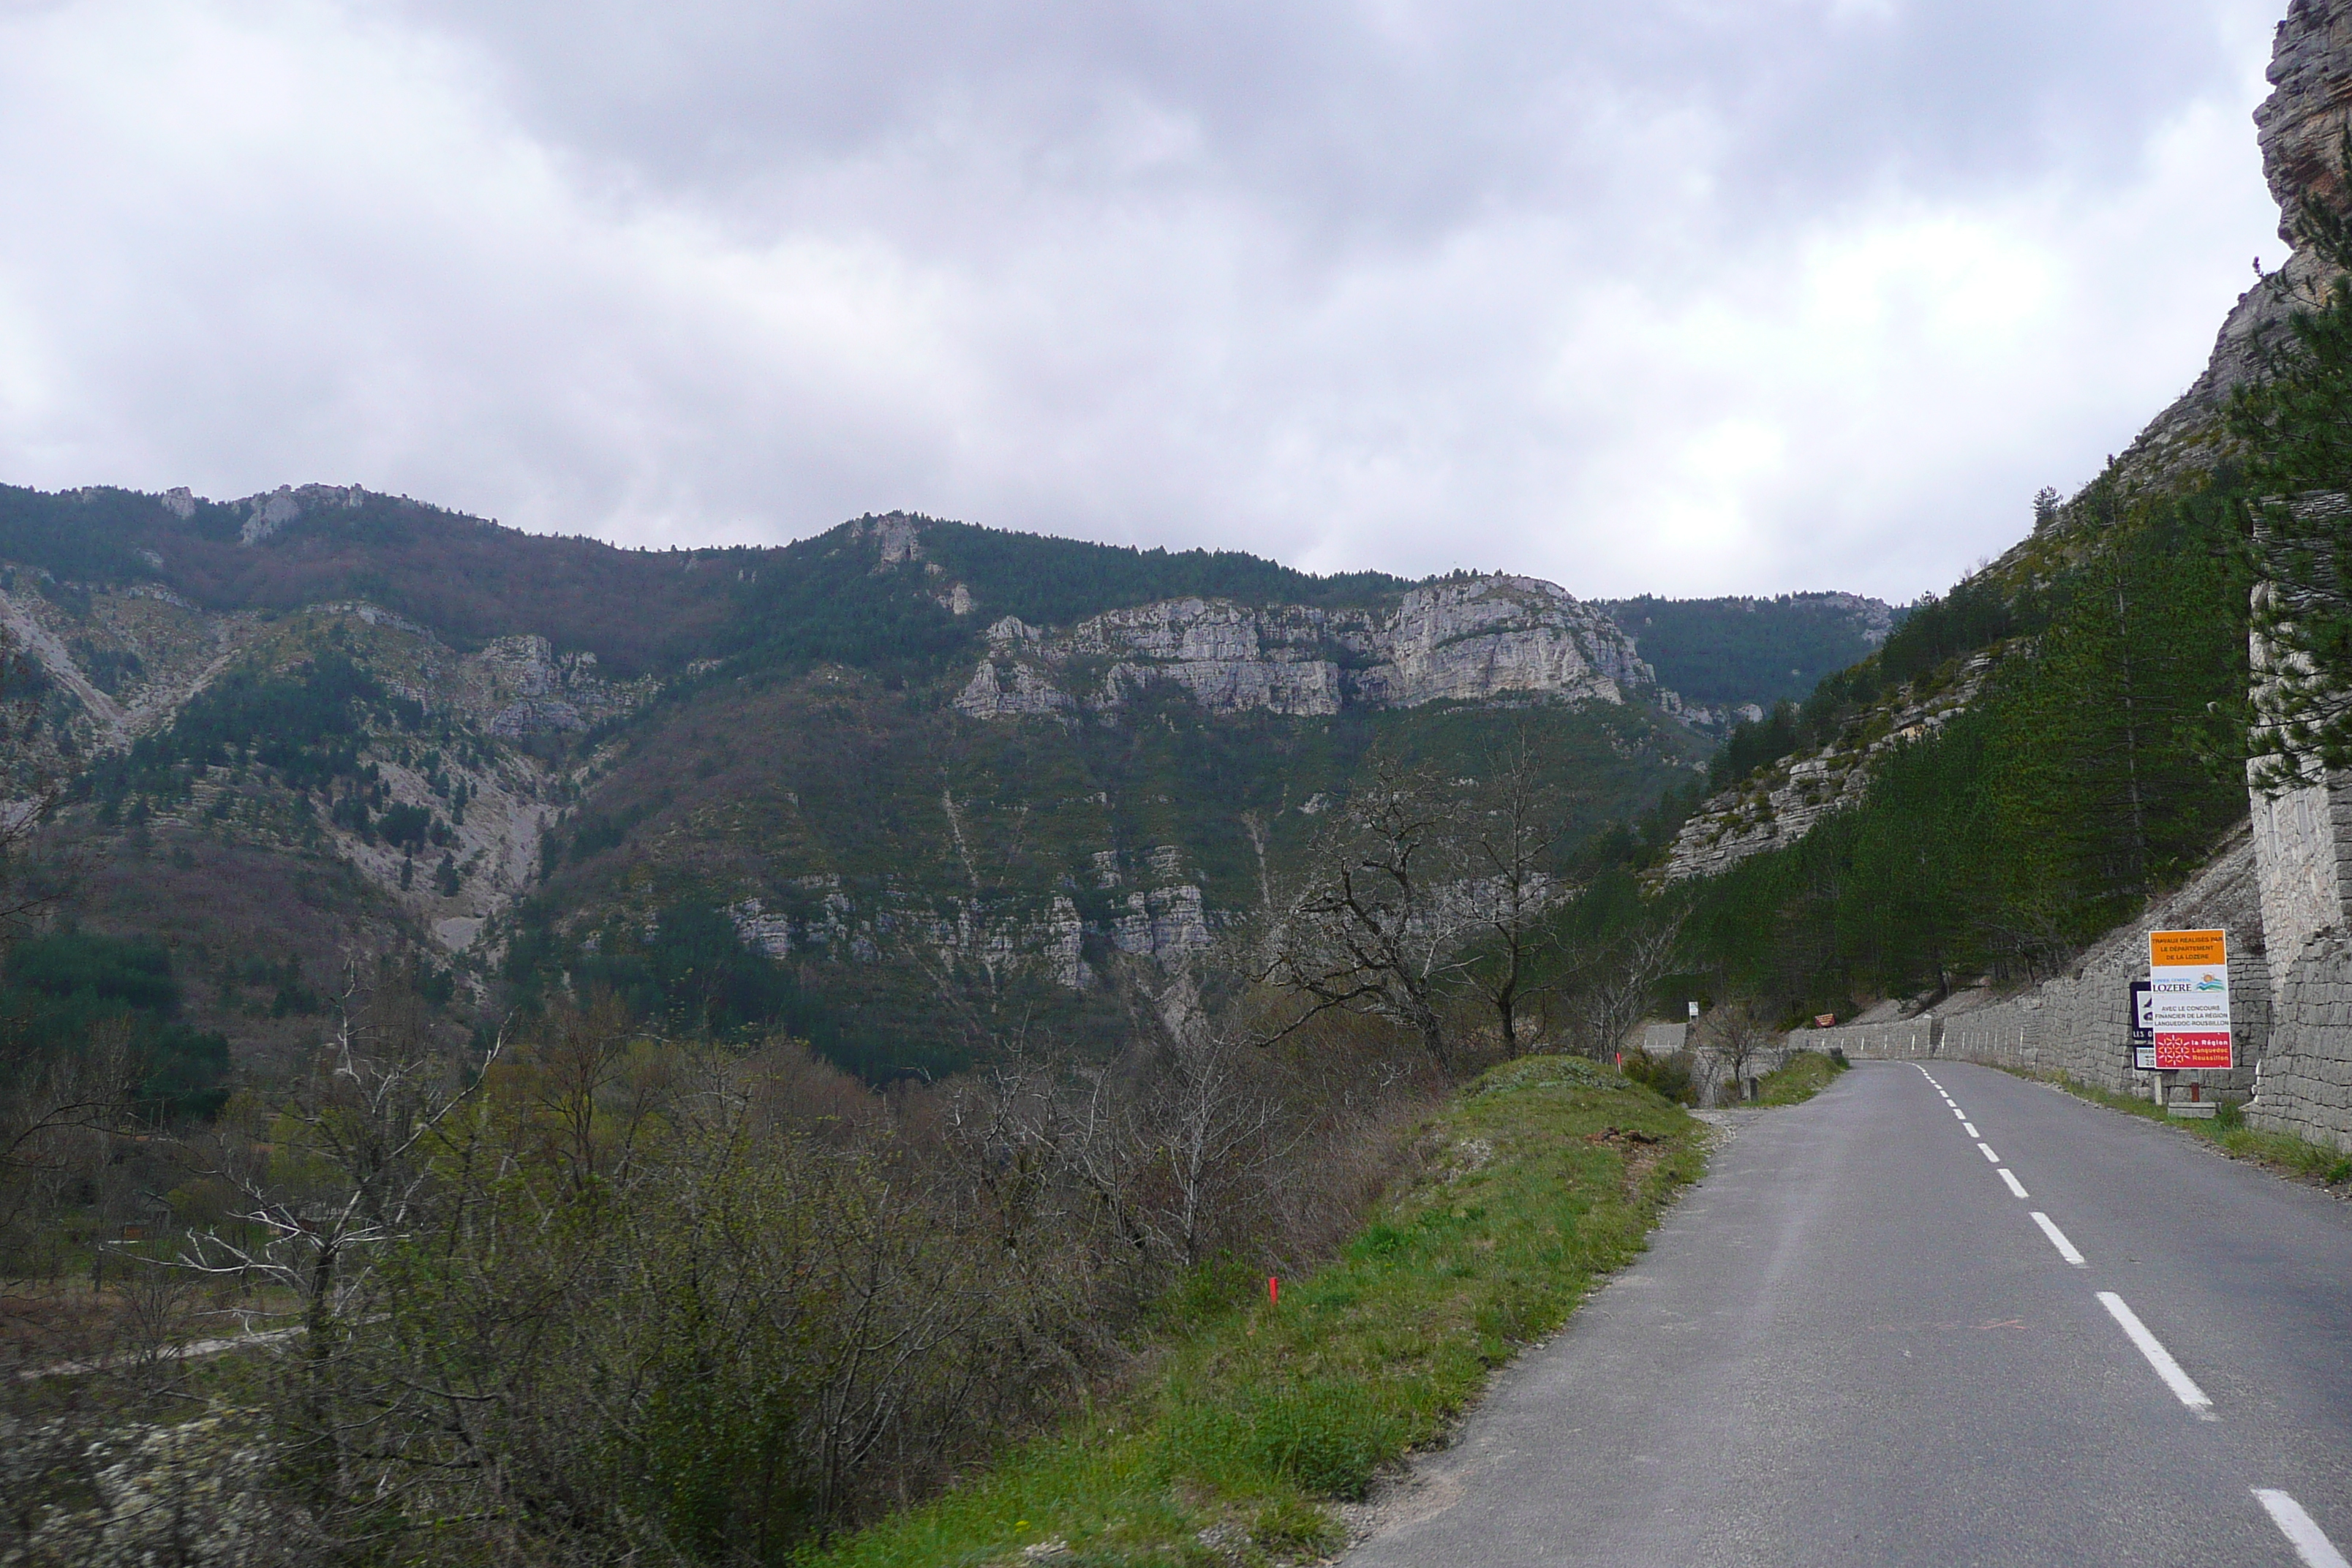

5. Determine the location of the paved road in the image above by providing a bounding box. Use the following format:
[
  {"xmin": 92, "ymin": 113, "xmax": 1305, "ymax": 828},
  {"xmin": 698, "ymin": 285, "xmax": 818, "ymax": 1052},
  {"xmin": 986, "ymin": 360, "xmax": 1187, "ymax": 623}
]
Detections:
[{"xmin": 1344, "ymin": 1060, "xmax": 2352, "ymax": 1567}]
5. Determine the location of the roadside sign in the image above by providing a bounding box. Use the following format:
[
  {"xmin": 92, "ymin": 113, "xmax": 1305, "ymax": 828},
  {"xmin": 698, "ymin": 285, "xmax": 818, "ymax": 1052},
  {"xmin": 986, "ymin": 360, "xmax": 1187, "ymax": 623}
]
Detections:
[
  {"xmin": 2147, "ymin": 928, "xmax": 2233, "ymax": 1070},
  {"xmin": 2128, "ymin": 979, "xmax": 2154, "ymax": 1071}
]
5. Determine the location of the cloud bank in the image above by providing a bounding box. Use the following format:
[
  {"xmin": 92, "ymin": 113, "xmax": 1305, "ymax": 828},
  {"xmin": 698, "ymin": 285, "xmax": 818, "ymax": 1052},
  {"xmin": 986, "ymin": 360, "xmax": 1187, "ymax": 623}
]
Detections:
[{"xmin": 0, "ymin": 0, "xmax": 2288, "ymax": 599}]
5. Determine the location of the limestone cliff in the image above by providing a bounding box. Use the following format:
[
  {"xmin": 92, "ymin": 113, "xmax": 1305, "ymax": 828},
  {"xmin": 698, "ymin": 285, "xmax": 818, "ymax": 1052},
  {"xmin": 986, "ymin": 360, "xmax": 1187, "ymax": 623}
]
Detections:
[
  {"xmin": 728, "ymin": 844, "xmax": 1218, "ymax": 995},
  {"xmin": 0, "ymin": 575, "xmax": 659, "ymax": 953},
  {"xmin": 2125, "ymin": 0, "xmax": 2352, "ymax": 482},
  {"xmin": 955, "ymin": 573, "xmax": 1659, "ymax": 721},
  {"xmin": 1664, "ymin": 0, "xmax": 2352, "ymax": 881}
]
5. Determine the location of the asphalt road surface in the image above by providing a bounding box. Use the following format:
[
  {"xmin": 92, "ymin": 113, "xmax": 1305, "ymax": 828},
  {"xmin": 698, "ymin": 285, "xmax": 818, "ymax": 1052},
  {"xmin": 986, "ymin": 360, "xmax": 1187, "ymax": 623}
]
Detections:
[{"xmin": 1343, "ymin": 1060, "xmax": 2352, "ymax": 1567}]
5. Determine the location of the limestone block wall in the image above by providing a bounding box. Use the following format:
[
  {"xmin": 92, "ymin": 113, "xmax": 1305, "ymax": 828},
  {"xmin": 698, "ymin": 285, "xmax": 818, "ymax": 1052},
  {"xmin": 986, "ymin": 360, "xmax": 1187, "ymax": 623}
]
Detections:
[
  {"xmin": 2249, "ymin": 932, "xmax": 2352, "ymax": 1151},
  {"xmin": 2244, "ymin": 766, "xmax": 2352, "ymax": 1150},
  {"xmin": 2251, "ymin": 774, "xmax": 2352, "ymax": 978},
  {"xmin": 1803, "ymin": 825, "xmax": 2271, "ymax": 1099}
]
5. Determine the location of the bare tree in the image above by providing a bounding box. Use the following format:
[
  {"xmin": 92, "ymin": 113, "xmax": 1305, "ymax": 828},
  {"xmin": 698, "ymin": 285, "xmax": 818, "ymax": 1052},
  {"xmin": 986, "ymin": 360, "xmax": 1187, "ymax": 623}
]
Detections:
[
  {"xmin": 1254, "ymin": 757, "xmax": 1469, "ymax": 1071},
  {"xmin": 1129, "ymin": 965, "xmax": 1293, "ymax": 1267},
  {"xmin": 0, "ymin": 1019, "xmax": 140, "ymax": 1273},
  {"xmin": 175, "ymin": 976, "xmax": 504, "ymax": 1517},
  {"xmin": 1699, "ymin": 1000, "xmax": 1779, "ymax": 1103},
  {"xmin": 1567, "ymin": 902, "xmax": 1688, "ymax": 1062},
  {"xmin": 1457, "ymin": 729, "xmax": 1578, "ymax": 1055}
]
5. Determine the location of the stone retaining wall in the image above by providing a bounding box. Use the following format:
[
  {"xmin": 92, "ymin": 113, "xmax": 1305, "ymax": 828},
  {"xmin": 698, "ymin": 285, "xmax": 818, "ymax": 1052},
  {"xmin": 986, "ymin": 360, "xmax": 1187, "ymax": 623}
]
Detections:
[
  {"xmin": 1797, "ymin": 826, "xmax": 2285, "ymax": 1121},
  {"xmin": 2250, "ymin": 932, "xmax": 2352, "ymax": 1150}
]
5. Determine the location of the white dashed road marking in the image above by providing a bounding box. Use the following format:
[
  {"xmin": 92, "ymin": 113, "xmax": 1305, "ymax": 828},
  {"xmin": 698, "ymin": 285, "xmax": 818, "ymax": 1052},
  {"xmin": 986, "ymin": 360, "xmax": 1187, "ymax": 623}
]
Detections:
[
  {"xmin": 2255, "ymin": 1490, "xmax": 2351, "ymax": 1568},
  {"xmin": 2032, "ymin": 1211, "xmax": 2086, "ymax": 1267},
  {"xmin": 1977, "ymin": 1142, "xmax": 2001, "ymax": 1163},
  {"xmin": 1997, "ymin": 1168, "xmax": 2029, "ymax": 1199},
  {"xmin": 2098, "ymin": 1292, "xmax": 2214, "ymax": 1417},
  {"xmin": 1963, "ymin": 1122, "xmax": 1980, "ymax": 1137}
]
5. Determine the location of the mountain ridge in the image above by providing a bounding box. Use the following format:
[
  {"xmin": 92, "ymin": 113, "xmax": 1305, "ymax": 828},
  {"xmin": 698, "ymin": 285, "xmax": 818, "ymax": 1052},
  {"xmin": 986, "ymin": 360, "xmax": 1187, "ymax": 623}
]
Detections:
[{"xmin": 0, "ymin": 487, "xmax": 1871, "ymax": 1084}]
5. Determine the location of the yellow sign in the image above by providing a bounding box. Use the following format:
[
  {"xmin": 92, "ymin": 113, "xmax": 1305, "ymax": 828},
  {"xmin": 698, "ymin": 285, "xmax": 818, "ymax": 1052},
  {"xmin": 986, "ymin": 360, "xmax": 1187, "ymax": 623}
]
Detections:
[{"xmin": 2149, "ymin": 929, "xmax": 2226, "ymax": 967}]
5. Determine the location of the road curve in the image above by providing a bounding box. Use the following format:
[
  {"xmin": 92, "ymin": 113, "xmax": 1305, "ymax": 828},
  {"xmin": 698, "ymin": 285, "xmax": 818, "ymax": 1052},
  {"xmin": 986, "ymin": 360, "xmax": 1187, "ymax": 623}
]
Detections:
[{"xmin": 1343, "ymin": 1060, "xmax": 2352, "ymax": 1568}]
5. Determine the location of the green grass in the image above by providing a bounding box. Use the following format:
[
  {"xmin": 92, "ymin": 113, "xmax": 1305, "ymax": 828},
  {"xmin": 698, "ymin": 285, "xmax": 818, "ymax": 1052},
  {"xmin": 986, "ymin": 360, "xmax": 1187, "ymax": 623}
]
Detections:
[
  {"xmin": 2015, "ymin": 1069, "xmax": 2352, "ymax": 1186},
  {"xmin": 800, "ymin": 1055, "xmax": 1703, "ymax": 1568},
  {"xmin": 1752, "ymin": 1050, "xmax": 1847, "ymax": 1107}
]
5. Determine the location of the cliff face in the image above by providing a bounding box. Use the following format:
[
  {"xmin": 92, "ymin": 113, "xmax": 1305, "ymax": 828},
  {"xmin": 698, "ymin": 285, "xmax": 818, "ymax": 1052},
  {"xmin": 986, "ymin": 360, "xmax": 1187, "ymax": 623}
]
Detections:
[
  {"xmin": 2127, "ymin": 0, "xmax": 2352, "ymax": 480},
  {"xmin": 1665, "ymin": 0, "xmax": 2352, "ymax": 882},
  {"xmin": 954, "ymin": 574, "xmax": 1659, "ymax": 721},
  {"xmin": 0, "ymin": 578, "xmax": 658, "ymax": 953},
  {"xmin": 1656, "ymin": 652, "xmax": 1994, "ymax": 884},
  {"xmin": 0, "ymin": 480, "xmax": 1726, "ymax": 1082}
]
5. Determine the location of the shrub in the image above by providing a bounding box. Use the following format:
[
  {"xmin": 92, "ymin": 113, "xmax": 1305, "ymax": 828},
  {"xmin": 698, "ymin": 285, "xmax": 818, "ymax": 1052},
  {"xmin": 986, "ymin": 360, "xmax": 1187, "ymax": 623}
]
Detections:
[{"xmin": 1621, "ymin": 1049, "xmax": 1695, "ymax": 1105}]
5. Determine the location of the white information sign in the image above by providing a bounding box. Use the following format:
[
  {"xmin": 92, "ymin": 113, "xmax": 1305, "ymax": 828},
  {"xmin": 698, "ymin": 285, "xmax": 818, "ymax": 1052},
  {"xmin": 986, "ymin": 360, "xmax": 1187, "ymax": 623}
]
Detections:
[{"xmin": 2148, "ymin": 929, "xmax": 2233, "ymax": 1071}]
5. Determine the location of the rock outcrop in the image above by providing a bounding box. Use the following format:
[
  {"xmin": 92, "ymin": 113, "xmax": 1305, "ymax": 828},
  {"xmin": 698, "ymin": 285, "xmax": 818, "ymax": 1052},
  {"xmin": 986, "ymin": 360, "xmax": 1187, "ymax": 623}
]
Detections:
[
  {"xmin": 1665, "ymin": 0, "xmax": 2352, "ymax": 883},
  {"xmin": 474, "ymin": 636, "xmax": 651, "ymax": 736},
  {"xmin": 725, "ymin": 835, "xmax": 1221, "ymax": 992},
  {"xmin": 956, "ymin": 573, "xmax": 1659, "ymax": 720},
  {"xmin": 2124, "ymin": 0, "xmax": 2352, "ymax": 482},
  {"xmin": 1656, "ymin": 652, "xmax": 1995, "ymax": 883}
]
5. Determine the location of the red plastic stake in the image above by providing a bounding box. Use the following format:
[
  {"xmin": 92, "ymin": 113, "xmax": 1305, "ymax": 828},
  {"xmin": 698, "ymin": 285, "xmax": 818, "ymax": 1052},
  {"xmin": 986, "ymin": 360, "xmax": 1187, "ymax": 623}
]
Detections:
[{"xmin": 1268, "ymin": 1275, "xmax": 1279, "ymax": 1306}]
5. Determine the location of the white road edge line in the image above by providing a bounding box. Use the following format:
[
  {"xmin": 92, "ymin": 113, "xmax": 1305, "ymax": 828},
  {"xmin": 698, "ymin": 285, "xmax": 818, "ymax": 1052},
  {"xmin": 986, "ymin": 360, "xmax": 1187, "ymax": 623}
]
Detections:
[
  {"xmin": 1964, "ymin": 1122, "xmax": 1980, "ymax": 1137},
  {"xmin": 2255, "ymin": 1489, "xmax": 2351, "ymax": 1568},
  {"xmin": 1977, "ymin": 1142, "xmax": 2001, "ymax": 1163},
  {"xmin": 1997, "ymin": 1168, "xmax": 2028, "ymax": 1199},
  {"xmin": 2031, "ymin": 1210, "xmax": 2085, "ymax": 1265},
  {"xmin": 2098, "ymin": 1291, "xmax": 2215, "ymax": 1418}
]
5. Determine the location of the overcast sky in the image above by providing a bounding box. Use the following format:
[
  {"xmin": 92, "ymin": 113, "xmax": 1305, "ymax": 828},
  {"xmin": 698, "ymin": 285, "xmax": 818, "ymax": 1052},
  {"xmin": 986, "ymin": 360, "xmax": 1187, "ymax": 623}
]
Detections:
[{"xmin": 0, "ymin": 0, "xmax": 2289, "ymax": 601}]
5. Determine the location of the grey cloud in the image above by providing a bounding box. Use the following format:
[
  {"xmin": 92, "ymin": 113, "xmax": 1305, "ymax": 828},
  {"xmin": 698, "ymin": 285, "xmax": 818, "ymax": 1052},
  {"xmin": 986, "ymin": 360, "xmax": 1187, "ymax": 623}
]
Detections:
[
  {"xmin": 0, "ymin": 0, "xmax": 2292, "ymax": 602},
  {"xmin": 401, "ymin": 1, "xmax": 2258, "ymax": 229}
]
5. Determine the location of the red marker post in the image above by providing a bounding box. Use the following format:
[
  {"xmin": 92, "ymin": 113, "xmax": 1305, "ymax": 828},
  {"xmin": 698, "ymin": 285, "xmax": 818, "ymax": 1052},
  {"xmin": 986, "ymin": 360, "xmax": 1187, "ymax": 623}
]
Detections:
[{"xmin": 1268, "ymin": 1275, "xmax": 1278, "ymax": 1307}]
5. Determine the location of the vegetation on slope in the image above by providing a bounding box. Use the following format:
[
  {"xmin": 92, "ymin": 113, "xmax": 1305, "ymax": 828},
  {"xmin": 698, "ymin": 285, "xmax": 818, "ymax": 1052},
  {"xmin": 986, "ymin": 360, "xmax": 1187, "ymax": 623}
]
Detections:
[
  {"xmin": 0, "ymin": 483, "xmax": 751, "ymax": 676},
  {"xmin": 516, "ymin": 668, "xmax": 1703, "ymax": 1081},
  {"xmin": 1659, "ymin": 477, "xmax": 2249, "ymax": 1014},
  {"xmin": 1752, "ymin": 1049, "xmax": 1848, "ymax": 1106},
  {"xmin": 2232, "ymin": 205, "xmax": 2352, "ymax": 789},
  {"xmin": 919, "ymin": 516, "xmax": 1412, "ymax": 622},
  {"xmin": 1, "ymin": 927, "xmax": 230, "ymax": 1120},
  {"xmin": 1602, "ymin": 592, "xmax": 1891, "ymax": 710},
  {"xmin": 804, "ymin": 1055, "xmax": 1701, "ymax": 1568},
  {"xmin": 1616, "ymin": 153, "xmax": 2352, "ymax": 1025}
]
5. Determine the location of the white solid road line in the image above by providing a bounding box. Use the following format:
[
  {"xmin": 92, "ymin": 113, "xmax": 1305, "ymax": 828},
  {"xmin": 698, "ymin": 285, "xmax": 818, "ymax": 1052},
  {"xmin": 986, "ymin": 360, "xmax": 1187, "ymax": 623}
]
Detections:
[
  {"xmin": 1978, "ymin": 1142, "xmax": 2001, "ymax": 1163},
  {"xmin": 1963, "ymin": 1122, "xmax": 1980, "ymax": 1137},
  {"xmin": 1997, "ymin": 1168, "xmax": 2029, "ymax": 1199},
  {"xmin": 2032, "ymin": 1211, "xmax": 2086, "ymax": 1266},
  {"xmin": 2098, "ymin": 1292, "xmax": 2215, "ymax": 1418},
  {"xmin": 2255, "ymin": 1490, "xmax": 2352, "ymax": 1568}
]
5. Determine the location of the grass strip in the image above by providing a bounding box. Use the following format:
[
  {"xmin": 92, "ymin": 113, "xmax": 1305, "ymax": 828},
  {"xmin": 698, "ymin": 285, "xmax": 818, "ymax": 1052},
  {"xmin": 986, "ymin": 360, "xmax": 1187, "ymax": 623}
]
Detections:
[
  {"xmin": 1752, "ymin": 1050, "xmax": 1848, "ymax": 1107},
  {"xmin": 2009, "ymin": 1068, "xmax": 2352, "ymax": 1187},
  {"xmin": 801, "ymin": 1055, "xmax": 1703, "ymax": 1568}
]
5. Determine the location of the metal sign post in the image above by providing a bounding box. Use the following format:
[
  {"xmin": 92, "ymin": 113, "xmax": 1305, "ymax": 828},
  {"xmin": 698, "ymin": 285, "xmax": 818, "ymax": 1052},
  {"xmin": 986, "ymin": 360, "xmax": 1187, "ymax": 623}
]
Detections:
[{"xmin": 2148, "ymin": 930, "xmax": 2233, "ymax": 1087}]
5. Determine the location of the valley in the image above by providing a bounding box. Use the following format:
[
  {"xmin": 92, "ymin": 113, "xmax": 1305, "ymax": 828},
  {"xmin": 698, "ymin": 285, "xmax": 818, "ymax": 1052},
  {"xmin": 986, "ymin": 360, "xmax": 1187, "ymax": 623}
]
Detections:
[
  {"xmin": 0, "ymin": 483, "xmax": 1891, "ymax": 1085},
  {"xmin": 17, "ymin": 3, "xmax": 2352, "ymax": 1560}
]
